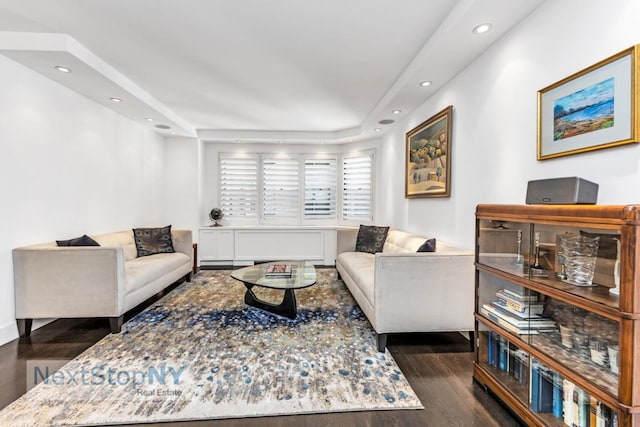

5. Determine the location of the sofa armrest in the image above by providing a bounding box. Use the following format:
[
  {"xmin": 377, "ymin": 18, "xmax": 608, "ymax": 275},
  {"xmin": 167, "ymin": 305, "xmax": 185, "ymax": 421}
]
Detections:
[
  {"xmin": 13, "ymin": 246, "xmax": 126, "ymax": 318},
  {"xmin": 337, "ymin": 227, "xmax": 359, "ymax": 255},
  {"xmin": 171, "ymin": 230, "xmax": 193, "ymax": 260},
  {"xmin": 373, "ymin": 251, "xmax": 475, "ymax": 333}
]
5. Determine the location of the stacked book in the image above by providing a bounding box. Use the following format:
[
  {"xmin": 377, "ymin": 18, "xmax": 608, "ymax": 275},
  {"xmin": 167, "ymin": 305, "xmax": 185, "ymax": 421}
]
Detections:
[
  {"xmin": 264, "ymin": 263, "xmax": 292, "ymax": 278},
  {"xmin": 480, "ymin": 288, "xmax": 556, "ymax": 335}
]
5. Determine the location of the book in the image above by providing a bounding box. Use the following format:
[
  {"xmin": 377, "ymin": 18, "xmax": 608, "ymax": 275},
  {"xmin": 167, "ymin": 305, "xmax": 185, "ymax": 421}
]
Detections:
[
  {"xmin": 487, "ymin": 331, "xmax": 495, "ymax": 366},
  {"xmin": 563, "ymin": 379, "xmax": 575, "ymax": 427},
  {"xmin": 502, "ymin": 288, "xmax": 539, "ymax": 302},
  {"xmin": 493, "ymin": 297, "xmax": 545, "ymax": 317},
  {"xmin": 552, "ymin": 373, "xmax": 563, "ymax": 419},
  {"xmin": 496, "ymin": 290, "xmax": 544, "ymax": 312},
  {"xmin": 575, "ymin": 387, "xmax": 590, "ymax": 427},
  {"xmin": 483, "ymin": 304, "xmax": 556, "ymax": 329},
  {"xmin": 511, "ymin": 349, "xmax": 529, "ymax": 385},
  {"xmin": 264, "ymin": 263, "xmax": 292, "ymax": 278},
  {"xmin": 498, "ymin": 336, "xmax": 509, "ymax": 371},
  {"xmin": 480, "ymin": 306, "xmax": 542, "ymax": 335},
  {"xmin": 530, "ymin": 361, "xmax": 553, "ymax": 413}
]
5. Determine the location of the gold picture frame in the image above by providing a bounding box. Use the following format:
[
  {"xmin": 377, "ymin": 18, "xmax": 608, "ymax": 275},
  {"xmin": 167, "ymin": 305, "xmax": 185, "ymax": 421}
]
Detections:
[
  {"xmin": 537, "ymin": 45, "xmax": 640, "ymax": 160},
  {"xmin": 405, "ymin": 105, "xmax": 452, "ymax": 198}
]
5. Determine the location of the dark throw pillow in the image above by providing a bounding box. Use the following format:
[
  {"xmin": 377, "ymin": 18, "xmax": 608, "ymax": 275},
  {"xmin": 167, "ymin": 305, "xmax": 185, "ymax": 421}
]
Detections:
[
  {"xmin": 355, "ymin": 225, "xmax": 389, "ymax": 254},
  {"xmin": 56, "ymin": 234, "xmax": 100, "ymax": 247},
  {"xmin": 417, "ymin": 238, "xmax": 437, "ymax": 252},
  {"xmin": 133, "ymin": 225, "xmax": 175, "ymax": 257},
  {"xmin": 579, "ymin": 230, "xmax": 619, "ymax": 259}
]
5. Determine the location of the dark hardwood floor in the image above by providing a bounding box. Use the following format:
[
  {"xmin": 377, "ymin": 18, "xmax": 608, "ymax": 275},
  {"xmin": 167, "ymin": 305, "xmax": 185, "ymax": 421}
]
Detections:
[{"xmin": 0, "ymin": 281, "xmax": 524, "ymax": 427}]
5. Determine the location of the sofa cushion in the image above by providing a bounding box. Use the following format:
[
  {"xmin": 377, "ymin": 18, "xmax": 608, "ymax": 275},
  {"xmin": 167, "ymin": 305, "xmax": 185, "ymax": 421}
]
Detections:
[
  {"xmin": 417, "ymin": 238, "xmax": 437, "ymax": 252},
  {"xmin": 337, "ymin": 251, "xmax": 375, "ymax": 306},
  {"xmin": 125, "ymin": 252, "xmax": 190, "ymax": 295},
  {"xmin": 355, "ymin": 225, "xmax": 389, "ymax": 254},
  {"xmin": 56, "ymin": 235, "xmax": 100, "ymax": 247},
  {"xmin": 133, "ymin": 225, "xmax": 175, "ymax": 257}
]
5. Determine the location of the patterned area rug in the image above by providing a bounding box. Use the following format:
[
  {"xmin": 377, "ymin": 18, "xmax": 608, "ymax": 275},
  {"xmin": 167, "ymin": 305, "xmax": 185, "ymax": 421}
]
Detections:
[{"xmin": 0, "ymin": 269, "xmax": 422, "ymax": 425}]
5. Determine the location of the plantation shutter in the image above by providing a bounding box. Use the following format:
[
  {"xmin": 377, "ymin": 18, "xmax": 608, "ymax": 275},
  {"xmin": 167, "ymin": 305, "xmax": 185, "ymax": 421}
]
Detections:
[
  {"xmin": 262, "ymin": 156, "xmax": 300, "ymax": 221},
  {"xmin": 219, "ymin": 154, "xmax": 258, "ymax": 220},
  {"xmin": 304, "ymin": 157, "xmax": 337, "ymax": 220},
  {"xmin": 342, "ymin": 152, "xmax": 373, "ymax": 222}
]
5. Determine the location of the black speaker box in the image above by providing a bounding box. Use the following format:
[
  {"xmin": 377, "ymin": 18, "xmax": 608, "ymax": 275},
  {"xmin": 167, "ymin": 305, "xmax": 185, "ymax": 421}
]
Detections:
[{"xmin": 525, "ymin": 177, "xmax": 598, "ymax": 205}]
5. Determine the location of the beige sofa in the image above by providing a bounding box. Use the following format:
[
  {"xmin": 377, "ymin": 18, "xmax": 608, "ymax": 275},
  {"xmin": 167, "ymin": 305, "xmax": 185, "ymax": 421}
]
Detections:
[
  {"xmin": 336, "ymin": 228, "xmax": 474, "ymax": 351},
  {"xmin": 12, "ymin": 229, "xmax": 193, "ymax": 337}
]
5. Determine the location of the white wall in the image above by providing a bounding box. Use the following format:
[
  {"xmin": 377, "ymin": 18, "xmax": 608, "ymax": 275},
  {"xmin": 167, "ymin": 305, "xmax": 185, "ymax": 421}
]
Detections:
[
  {"xmin": 0, "ymin": 55, "xmax": 168, "ymax": 344},
  {"xmin": 164, "ymin": 136, "xmax": 200, "ymax": 234},
  {"xmin": 378, "ymin": 0, "xmax": 640, "ymax": 249}
]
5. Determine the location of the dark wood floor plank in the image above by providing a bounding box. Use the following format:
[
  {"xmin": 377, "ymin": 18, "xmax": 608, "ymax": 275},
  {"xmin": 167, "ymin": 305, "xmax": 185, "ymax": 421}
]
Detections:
[{"xmin": 0, "ymin": 310, "xmax": 523, "ymax": 426}]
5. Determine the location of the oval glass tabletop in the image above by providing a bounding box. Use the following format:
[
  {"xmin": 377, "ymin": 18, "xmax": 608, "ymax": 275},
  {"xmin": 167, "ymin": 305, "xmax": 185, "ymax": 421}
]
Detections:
[{"xmin": 230, "ymin": 261, "xmax": 317, "ymax": 290}]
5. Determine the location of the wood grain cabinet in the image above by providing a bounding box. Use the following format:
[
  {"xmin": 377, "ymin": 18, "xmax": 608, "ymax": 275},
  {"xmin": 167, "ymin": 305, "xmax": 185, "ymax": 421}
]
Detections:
[{"xmin": 473, "ymin": 204, "xmax": 640, "ymax": 427}]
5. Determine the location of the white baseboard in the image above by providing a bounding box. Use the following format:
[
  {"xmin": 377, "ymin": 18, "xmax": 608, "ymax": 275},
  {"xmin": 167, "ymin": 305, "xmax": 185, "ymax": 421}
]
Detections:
[
  {"xmin": 0, "ymin": 318, "xmax": 56, "ymax": 346},
  {"xmin": 0, "ymin": 321, "xmax": 17, "ymax": 346}
]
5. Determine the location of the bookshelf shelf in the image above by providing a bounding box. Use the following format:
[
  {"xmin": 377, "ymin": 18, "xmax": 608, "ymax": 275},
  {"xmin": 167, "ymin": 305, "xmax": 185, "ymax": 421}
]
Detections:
[{"xmin": 474, "ymin": 204, "xmax": 640, "ymax": 427}]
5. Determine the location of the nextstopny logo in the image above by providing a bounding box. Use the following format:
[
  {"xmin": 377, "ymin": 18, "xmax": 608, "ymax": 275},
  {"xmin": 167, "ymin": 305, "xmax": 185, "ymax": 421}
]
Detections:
[{"xmin": 30, "ymin": 360, "xmax": 186, "ymax": 389}]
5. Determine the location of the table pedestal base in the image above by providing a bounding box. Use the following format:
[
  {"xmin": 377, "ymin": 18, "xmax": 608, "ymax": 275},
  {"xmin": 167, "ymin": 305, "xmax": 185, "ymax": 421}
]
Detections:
[{"xmin": 243, "ymin": 284, "xmax": 297, "ymax": 319}]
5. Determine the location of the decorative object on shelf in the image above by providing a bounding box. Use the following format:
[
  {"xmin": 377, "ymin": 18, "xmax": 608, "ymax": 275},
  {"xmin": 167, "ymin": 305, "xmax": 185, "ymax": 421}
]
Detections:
[
  {"xmin": 515, "ymin": 229, "xmax": 523, "ymax": 265},
  {"xmin": 208, "ymin": 208, "xmax": 224, "ymax": 227},
  {"xmin": 405, "ymin": 105, "xmax": 452, "ymax": 198},
  {"xmin": 612, "ymin": 237, "xmax": 621, "ymax": 295},
  {"xmin": 559, "ymin": 234, "xmax": 600, "ymax": 286},
  {"xmin": 537, "ymin": 44, "xmax": 639, "ymax": 160}
]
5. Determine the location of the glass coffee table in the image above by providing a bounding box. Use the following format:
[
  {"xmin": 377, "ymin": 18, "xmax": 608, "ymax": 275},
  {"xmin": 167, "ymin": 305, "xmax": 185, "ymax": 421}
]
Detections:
[{"xmin": 230, "ymin": 261, "xmax": 317, "ymax": 319}]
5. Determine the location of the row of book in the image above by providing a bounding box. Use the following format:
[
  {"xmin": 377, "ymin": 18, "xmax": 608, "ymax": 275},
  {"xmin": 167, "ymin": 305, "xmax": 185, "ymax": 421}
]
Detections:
[
  {"xmin": 486, "ymin": 332, "xmax": 618, "ymax": 426},
  {"xmin": 481, "ymin": 288, "xmax": 556, "ymax": 335}
]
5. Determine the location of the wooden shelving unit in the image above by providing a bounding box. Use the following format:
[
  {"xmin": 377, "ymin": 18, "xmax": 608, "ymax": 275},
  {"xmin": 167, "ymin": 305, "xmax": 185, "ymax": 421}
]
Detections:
[{"xmin": 473, "ymin": 204, "xmax": 640, "ymax": 427}]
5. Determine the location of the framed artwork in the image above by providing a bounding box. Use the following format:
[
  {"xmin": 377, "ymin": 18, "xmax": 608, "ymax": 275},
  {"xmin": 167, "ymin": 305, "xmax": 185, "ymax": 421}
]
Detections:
[
  {"xmin": 405, "ymin": 105, "xmax": 452, "ymax": 198},
  {"xmin": 537, "ymin": 45, "xmax": 639, "ymax": 160}
]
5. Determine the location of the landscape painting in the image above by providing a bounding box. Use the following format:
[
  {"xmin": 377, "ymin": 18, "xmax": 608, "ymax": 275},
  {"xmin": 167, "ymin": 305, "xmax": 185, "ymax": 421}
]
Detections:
[
  {"xmin": 553, "ymin": 77, "xmax": 614, "ymax": 141},
  {"xmin": 405, "ymin": 106, "xmax": 452, "ymax": 198},
  {"xmin": 537, "ymin": 44, "xmax": 639, "ymax": 160}
]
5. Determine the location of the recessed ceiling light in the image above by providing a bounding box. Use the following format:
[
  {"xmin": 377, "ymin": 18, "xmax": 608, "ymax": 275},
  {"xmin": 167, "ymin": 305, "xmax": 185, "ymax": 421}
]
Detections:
[
  {"xmin": 374, "ymin": 128, "xmax": 382, "ymax": 132},
  {"xmin": 379, "ymin": 119, "xmax": 394, "ymax": 125},
  {"xmin": 473, "ymin": 23, "xmax": 492, "ymax": 34},
  {"xmin": 145, "ymin": 118, "xmax": 154, "ymax": 122},
  {"xmin": 320, "ymin": 141, "xmax": 326, "ymax": 144},
  {"xmin": 279, "ymin": 140, "xmax": 284, "ymax": 144},
  {"xmin": 110, "ymin": 97, "xmax": 122, "ymax": 102},
  {"xmin": 54, "ymin": 65, "xmax": 71, "ymax": 73},
  {"xmin": 155, "ymin": 124, "xmax": 171, "ymax": 130},
  {"xmin": 347, "ymin": 139, "xmax": 353, "ymax": 142},
  {"xmin": 235, "ymin": 140, "xmax": 241, "ymax": 143},
  {"xmin": 170, "ymin": 132, "xmax": 176, "ymax": 135},
  {"xmin": 392, "ymin": 110, "xmax": 401, "ymax": 114},
  {"xmin": 419, "ymin": 81, "xmax": 432, "ymax": 87}
]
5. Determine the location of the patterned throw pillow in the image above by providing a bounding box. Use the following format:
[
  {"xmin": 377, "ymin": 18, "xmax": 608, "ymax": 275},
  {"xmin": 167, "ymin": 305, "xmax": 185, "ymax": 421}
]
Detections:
[
  {"xmin": 133, "ymin": 225, "xmax": 175, "ymax": 257},
  {"xmin": 56, "ymin": 234, "xmax": 100, "ymax": 247},
  {"xmin": 416, "ymin": 238, "xmax": 437, "ymax": 252},
  {"xmin": 355, "ymin": 225, "xmax": 389, "ymax": 254}
]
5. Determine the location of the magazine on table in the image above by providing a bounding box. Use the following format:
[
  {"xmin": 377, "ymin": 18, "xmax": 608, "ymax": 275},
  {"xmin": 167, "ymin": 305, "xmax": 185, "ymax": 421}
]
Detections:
[{"xmin": 265, "ymin": 263, "xmax": 292, "ymax": 278}]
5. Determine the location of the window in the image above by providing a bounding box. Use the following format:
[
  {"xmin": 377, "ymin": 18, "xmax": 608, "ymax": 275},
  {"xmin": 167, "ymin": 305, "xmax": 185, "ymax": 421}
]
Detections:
[
  {"xmin": 304, "ymin": 157, "xmax": 337, "ymax": 221},
  {"xmin": 218, "ymin": 150, "xmax": 373, "ymax": 225},
  {"xmin": 219, "ymin": 154, "xmax": 258, "ymax": 220},
  {"xmin": 341, "ymin": 152, "xmax": 373, "ymax": 222},
  {"xmin": 262, "ymin": 156, "xmax": 300, "ymax": 222}
]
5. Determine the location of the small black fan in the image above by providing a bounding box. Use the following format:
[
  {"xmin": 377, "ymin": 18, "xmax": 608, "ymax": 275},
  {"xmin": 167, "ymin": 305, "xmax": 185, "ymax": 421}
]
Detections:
[{"xmin": 209, "ymin": 208, "xmax": 224, "ymax": 227}]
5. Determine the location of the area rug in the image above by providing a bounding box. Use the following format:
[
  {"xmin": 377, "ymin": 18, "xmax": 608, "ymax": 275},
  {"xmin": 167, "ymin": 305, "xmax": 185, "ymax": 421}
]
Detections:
[{"xmin": 0, "ymin": 269, "xmax": 422, "ymax": 426}]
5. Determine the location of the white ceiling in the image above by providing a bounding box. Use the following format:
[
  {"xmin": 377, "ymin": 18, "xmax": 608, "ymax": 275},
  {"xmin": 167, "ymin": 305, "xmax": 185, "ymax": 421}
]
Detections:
[{"xmin": 0, "ymin": 0, "xmax": 544, "ymax": 143}]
